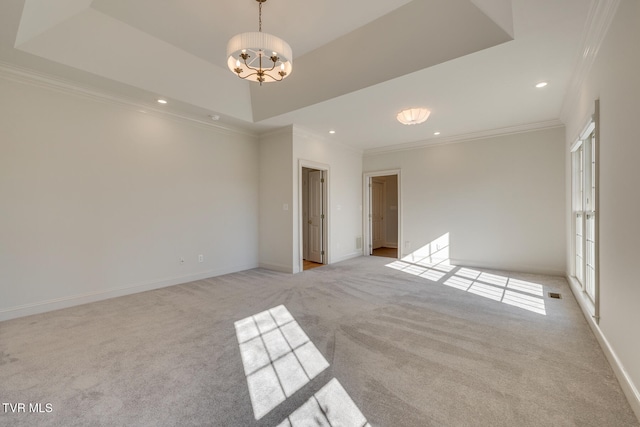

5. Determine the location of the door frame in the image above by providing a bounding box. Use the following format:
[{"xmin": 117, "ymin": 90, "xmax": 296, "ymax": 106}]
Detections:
[
  {"xmin": 298, "ymin": 160, "xmax": 330, "ymax": 272},
  {"xmin": 363, "ymin": 169, "xmax": 401, "ymax": 258}
]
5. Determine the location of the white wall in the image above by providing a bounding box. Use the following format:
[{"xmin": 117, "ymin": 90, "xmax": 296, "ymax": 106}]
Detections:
[
  {"xmin": 293, "ymin": 126, "xmax": 363, "ymax": 272},
  {"xmin": 0, "ymin": 75, "xmax": 259, "ymax": 320},
  {"xmin": 258, "ymin": 128, "xmax": 294, "ymax": 272},
  {"xmin": 364, "ymin": 127, "xmax": 566, "ymax": 275},
  {"xmin": 563, "ymin": 0, "xmax": 640, "ymax": 416},
  {"xmin": 257, "ymin": 126, "xmax": 363, "ymax": 274}
]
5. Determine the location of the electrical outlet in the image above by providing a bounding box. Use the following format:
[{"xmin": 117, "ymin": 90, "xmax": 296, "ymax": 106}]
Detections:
[{"xmin": 198, "ymin": 254, "xmax": 204, "ymax": 263}]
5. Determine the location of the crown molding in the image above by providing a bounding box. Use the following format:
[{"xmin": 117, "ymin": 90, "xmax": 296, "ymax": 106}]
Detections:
[
  {"xmin": 0, "ymin": 61, "xmax": 259, "ymax": 139},
  {"xmin": 363, "ymin": 119, "xmax": 564, "ymax": 157},
  {"xmin": 259, "ymin": 124, "xmax": 363, "ymax": 156},
  {"xmin": 560, "ymin": 0, "xmax": 621, "ymax": 122},
  {"xmin": 259, "ymin": 125, "xmax": 294, "ymax": 140},
  {"xmin": 292, "ymin": 125, "xmax": 364, "ymax": 156}
]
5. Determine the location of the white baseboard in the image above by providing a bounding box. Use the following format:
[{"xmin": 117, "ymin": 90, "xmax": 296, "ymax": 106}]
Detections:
[
  {"xmin": 332, "ymin": 251, "xmax": 363, "ymax": 264},
  {"xmin": 448, "ymin": 258, "xmax": 565, "ymax": 277},
  {"xmin": 566, "ymin": 276, "xmax": 640, "ymax": 421},
  {"xmin": 259, "ymin": 262, "xmax": 294, "ymax": 273},
  {"xmin": 0, "ymin": 263, "xmax": 258, "ymax": 322}
]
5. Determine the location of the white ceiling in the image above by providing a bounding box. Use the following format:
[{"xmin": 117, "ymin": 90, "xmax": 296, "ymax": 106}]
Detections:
[{"xmin": 0, "ymin": 0, "xmax": 593, "ymax": 152}]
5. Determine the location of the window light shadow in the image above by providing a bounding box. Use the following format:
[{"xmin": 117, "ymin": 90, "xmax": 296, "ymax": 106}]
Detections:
[
  {"xmin": 401, "ymin": 232, "xmax": 450, "ymax": 267},
  {"xmin": 276, "ymin": 378, "xmax": 371, "ymax": 427},
  {"xmin": 234, "ymin": 305, "xmax": 330, "ymax": 420},
  {"xmin": 386, "ymin": 234, "xmax": 547, "ymax": 316}
]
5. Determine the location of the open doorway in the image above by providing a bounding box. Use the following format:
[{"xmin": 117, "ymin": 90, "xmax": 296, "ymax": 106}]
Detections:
[
  {"xmin": 364, "ymin": 171, "xmax": 400, "ymax": 259},
  {"xmin": 302, "ymin": 166, "xmax": 327, "ymax": 270}
]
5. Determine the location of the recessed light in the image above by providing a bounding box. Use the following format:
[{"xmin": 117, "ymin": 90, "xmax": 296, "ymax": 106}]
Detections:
[
  {"xmin": 157, "ymin": 98, "xmax": 168, "ymax": 104},
  {"xmin": 209, "ymin": 114, "xmax": 220, "ymax": 121},
  {"xmin": 434, "ymin": 132, "xmax": 441, "ymax": 136},
  {"xmin": 329, "ymin": 130, "xmax": 336, "ymax": 134},
  {"xmin": 535, "ymin": 82, "xmax": 548, "ymax": 88}
]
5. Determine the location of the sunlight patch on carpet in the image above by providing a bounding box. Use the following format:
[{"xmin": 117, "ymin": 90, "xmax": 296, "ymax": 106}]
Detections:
[
  {"xmin": 276, "ymin": 378, "xmax": 371, "ymax": 427},
  {"xmin": 389, "ymin": 260, "xmax": 547, "ymax": 315},
  {"xmin": 234, "ymin": 305, "xmax": 329, "ymax": 420},
  {"xmin": 386, "ymin": 233, "xmax": 546, "ymax": 315}
]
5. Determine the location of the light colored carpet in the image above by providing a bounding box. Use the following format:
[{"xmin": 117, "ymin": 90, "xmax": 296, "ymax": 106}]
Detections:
[{"xmin": 0, "ymin": 256, "xmax": 638, "ymax": 426}]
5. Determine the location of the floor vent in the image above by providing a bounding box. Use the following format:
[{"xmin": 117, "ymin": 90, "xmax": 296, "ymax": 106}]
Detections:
[{"xmin": 548, "ymin": 292, "xmax": 562, "ymax": 299}]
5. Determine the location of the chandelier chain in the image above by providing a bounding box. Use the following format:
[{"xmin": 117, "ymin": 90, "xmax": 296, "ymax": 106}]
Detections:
[{"xmin": 258, "ymin": 1, "xmax": 262, "ymax": 32}]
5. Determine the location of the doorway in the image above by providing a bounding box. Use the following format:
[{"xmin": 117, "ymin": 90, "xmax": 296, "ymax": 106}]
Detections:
[
  {"xmin": 302, "ymin": 166, "xmax": 327, "ymax": 270},
  {"xmin": 364, "ymin": 171, "xmax": 400, "ymax": 259}
]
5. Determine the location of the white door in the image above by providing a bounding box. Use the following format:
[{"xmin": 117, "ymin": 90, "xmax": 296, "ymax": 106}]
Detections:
[
  {"xmin": 308, "ymin": 170, "xmax": 324, "ymax": 263},
  {"xmin": 371, "ymin": 179, "xmax": 385, "ymax": 250},
  {"xmin": 302, "ymin": 169, "xmax": 310, "ymax": 260}
]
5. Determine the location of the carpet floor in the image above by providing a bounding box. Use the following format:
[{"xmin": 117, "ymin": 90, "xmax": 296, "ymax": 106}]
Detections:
[{"xmin": 0, "ymin": 256, "xmax": 638, "ymax": 426}]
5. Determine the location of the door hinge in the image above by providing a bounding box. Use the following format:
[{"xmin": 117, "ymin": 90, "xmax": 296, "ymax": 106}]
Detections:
[
  {"xmin": 321, "ymin": 214, "xmax": 325, "ymax": 219},
  {"xmin": 321, "ymin": 178, "xmax": 325, "ymax": 183},
  {"xmin": 321, "ymin": 251, "xmax": 325, "ymax": 255}
]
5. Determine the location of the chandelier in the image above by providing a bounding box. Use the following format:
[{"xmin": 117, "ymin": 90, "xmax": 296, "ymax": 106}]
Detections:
[
  {"xmin": 227, "ymin": 0, "xmax": 293, "ymax": 85},
  {"xmin": 397, "ymin": 108, "xmax": 431, "ymax": 125}
]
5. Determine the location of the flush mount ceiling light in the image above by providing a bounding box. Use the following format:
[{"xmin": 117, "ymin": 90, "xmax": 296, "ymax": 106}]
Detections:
[
  {"xmin": 397, "ymin": 108, "xmax": 430, "ymax": 125},
  {"xmin": 536, "ymin": 82, "xmax": 548, "ymax": 88},
  {"xmin": 227, "ymin": 0, "xmax": 293, "ymax": 85},
  {"xmin": 157, "ymin": 98, "xmax": 167, "ymax": 104}
]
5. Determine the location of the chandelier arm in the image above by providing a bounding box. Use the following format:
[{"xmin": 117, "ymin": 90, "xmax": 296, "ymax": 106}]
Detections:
[
  {"xmin": 260, "ymin": 73, "xmax": 283, "ymax": 82},
  {"xmin": 239, "ymin": 56, "xmax": 279, "ymax": 73},
  {"xmin": 234, "ymin": 71, "xmax": 283, "ymax": 82}
]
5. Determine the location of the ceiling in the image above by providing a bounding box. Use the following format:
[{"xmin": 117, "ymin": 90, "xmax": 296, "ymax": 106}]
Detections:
[{"xmin": 0, "ymin": 0, "xmax": 593, "ymax": 152}]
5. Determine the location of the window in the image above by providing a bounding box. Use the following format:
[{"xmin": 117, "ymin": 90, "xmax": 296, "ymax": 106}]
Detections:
[{"xmin": 571, "ymin": 118, "xmax": 598, "ymax": 316}]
